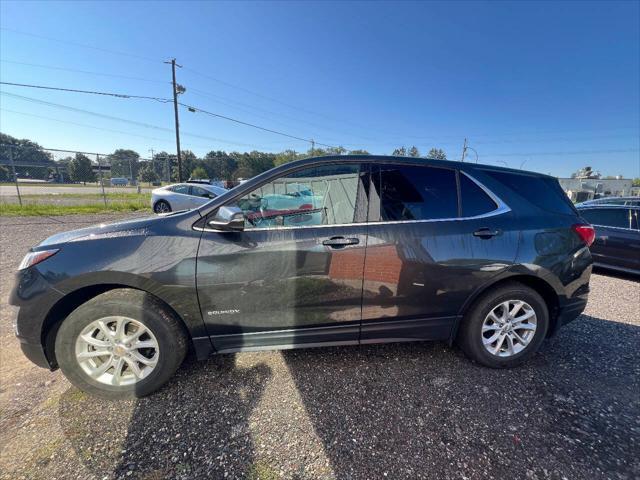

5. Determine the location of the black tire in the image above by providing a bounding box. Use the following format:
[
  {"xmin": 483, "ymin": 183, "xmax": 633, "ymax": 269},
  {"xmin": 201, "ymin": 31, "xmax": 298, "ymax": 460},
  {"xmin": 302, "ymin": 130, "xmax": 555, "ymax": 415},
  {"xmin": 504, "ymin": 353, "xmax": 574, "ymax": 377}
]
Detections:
[
  {"xmin": 153, "ymin": 200, "xmax": 172, "ymax": 214},
  {"xmin": 55, "ymin": 289, "xmax": 188, "ymax": 399},
  {"xmin": 456, "ymin": 282, "xmax": 549, "ymax": 368}
]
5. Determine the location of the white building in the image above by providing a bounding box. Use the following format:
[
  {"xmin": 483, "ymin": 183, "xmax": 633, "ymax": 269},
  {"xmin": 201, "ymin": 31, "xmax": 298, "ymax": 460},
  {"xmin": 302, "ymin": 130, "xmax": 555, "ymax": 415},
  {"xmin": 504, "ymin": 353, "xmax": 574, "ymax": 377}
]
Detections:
[{"xmin": 558, "ymin": 177, "xmax": 635, "ymax": 202}]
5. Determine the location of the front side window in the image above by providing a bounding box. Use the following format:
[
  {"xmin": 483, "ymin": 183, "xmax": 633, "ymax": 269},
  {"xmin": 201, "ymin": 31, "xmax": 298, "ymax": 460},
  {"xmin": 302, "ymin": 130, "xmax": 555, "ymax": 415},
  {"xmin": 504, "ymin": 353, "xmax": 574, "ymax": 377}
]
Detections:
[
  {"xmin": 236, "ymin": 164, "xmax": 365, "ymax": 229},
  {"xmin": 191, "ymin": 186, "xmax": 213, "ymax": 198},
  {"xmin": 372, "ymin": 164, "xmax": 458, "ymax": 221},
  {"xmin": 580, "ymin": 208, "xmax": 632, "ymax": 229}
]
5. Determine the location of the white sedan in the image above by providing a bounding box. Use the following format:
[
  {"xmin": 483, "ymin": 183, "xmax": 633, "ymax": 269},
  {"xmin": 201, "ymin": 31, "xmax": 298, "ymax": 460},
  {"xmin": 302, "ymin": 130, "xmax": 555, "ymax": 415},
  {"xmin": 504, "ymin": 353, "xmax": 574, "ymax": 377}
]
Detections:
[{"xmin": 151, "ymin": 183, "xmax": 227, "ymax": 214}]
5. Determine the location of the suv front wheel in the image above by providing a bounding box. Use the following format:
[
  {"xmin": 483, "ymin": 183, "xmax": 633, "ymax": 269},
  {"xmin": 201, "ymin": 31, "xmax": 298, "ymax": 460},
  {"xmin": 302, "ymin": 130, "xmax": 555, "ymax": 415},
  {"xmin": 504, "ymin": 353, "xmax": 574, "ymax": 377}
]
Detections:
[
  {"xmin": 55, "ymin": 289, "xmax": 187, "ymax": 399},
  {"xmin": 457, "ymin": 282, "xmax": 549, "ymax": 368}
]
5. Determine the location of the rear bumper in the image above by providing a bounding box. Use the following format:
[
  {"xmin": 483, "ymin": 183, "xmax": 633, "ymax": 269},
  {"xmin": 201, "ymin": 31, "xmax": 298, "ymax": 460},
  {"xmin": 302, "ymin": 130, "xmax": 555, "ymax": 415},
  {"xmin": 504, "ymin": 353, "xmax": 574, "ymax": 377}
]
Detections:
[{"xmin": 550, "ymin": 285, "xmax": 589, "ymax": 335}]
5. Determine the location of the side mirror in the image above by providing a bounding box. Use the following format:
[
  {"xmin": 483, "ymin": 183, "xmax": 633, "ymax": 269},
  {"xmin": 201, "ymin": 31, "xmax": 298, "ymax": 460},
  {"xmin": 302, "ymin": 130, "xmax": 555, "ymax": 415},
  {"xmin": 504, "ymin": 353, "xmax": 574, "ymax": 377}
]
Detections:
[{"xmin": 208, "ymin": 206, "xmax": 245, "ymax": 231}]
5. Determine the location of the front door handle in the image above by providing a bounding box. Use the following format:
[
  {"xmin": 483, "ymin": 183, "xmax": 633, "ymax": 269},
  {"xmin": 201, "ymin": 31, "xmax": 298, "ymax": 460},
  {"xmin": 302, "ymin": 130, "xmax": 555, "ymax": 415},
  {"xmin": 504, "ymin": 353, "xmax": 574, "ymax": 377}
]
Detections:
[
  {"xmin": 322, "ymin": 236, "xmax": 360, "ymax": 248},
  {"xmin": 473, "ymin": 228, "xmax": 501, "ymax": 239}
]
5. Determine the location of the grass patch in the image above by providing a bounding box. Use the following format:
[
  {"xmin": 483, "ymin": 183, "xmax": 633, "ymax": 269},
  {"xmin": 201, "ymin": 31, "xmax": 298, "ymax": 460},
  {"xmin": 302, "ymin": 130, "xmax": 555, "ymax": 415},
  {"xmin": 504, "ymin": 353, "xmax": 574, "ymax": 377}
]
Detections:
[
  {"xmin": 0, "ymin": 201, "xmax": 150, "ymax": 216},
  {"xmin": 16, "ymin": 192, "xmax": 151, "ymax": 200},
  {"xmin": 247, "ymin": 461, "xmax": 279, "ymax": 480}
]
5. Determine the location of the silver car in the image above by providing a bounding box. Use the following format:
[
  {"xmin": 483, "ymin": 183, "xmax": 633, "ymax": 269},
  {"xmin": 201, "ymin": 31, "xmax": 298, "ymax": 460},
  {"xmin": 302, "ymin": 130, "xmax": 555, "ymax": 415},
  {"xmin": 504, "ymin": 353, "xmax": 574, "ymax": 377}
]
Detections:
[{"xmin": 151, "ymin": 183, "xmax": 228, "ymax": 213}]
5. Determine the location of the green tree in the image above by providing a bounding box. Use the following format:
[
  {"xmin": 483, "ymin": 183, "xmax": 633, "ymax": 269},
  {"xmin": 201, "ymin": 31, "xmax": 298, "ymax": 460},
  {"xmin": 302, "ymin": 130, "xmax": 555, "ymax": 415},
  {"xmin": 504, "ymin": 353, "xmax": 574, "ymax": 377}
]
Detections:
[
  {"xmin": 408, "ymin": 146, "xmax": 420, "ymax": 157},
  {"xmin": 274, "ymin": 149, "xmax": 300, "ymax": 166},
  {"xmin": 349, "ymin": 149, "xmax": 370, "ymax": 155},
  {"xmin": 139, "ymin": 162, "xmax": 159, "ymax": 185},
  {"xmin": 632, "ymin": 178, "xmax": 640, "ymax": 187},
  {"xmin": 0, "ymin": 164, "xmax": 10, "ymax": 182},
  {"xmin": 68, "ymin": 153, "xmax": 96, "ymax": 184},
  {"xmin": 325, "ymin": 146, "xmax": 347, "ymax": 156},
  {"xmin": 233, "ymin": 151, "xmax": 275, "ymax": 179},
  {"xmin": 392, "ymin": 146, "xmax": 407, "ymax": 156},
  {"xmin": 0, "ymin": 133, "xmax": 54, "ymax": 180},
  {"xmin": 427, "ymin": 148, "xmax": 447, "ymax": 160},
  {"xmin": 191, "ymin": 166, "xmax": 208, "ymax": 179},
  {"xmin": 108, "ymin": 149, "xmax": 140, "ymax": 181},
  {"xmin": 152, "ymin": 152, "xmax": 174, "ymax": 182}
]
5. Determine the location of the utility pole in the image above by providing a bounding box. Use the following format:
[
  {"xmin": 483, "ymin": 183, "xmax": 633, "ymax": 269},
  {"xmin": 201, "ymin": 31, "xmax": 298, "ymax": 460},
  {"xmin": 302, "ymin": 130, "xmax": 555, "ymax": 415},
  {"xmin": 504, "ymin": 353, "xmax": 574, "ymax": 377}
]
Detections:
[
  {"xmin": 461, "ymin": 138, "xmax": 468, "ymax": 162},
  {"xmin": 149, "ymin": 148, "xmax": 155, "ymax": 177},
  {"xmin": 310, "ymin": 139, "xmax": 315, "ymax": 153},
  {"xmin": 165, "ymin": 58, "xmax": 183, "ymax": 182}
]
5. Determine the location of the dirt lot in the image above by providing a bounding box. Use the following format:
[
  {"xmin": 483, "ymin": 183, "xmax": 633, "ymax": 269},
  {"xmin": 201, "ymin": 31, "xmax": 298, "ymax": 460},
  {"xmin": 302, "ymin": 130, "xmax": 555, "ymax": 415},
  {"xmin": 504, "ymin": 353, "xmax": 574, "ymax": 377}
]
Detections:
[{"xmin": 1, "ymin": 213, "xmax": 639, "ymax": 480}]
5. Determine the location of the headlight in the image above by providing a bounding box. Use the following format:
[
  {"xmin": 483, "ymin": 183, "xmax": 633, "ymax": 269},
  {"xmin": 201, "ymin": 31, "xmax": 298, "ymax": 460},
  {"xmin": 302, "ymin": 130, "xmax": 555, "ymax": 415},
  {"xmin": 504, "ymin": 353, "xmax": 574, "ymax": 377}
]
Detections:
[{"xmin": 18, "ymin": 249, "xmax": 59, "ymax": 270}]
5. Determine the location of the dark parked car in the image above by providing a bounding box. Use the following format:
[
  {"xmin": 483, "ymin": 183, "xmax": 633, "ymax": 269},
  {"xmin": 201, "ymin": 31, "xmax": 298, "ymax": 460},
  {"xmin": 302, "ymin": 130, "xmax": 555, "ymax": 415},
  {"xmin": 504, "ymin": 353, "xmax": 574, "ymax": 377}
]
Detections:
[
  {"xmin": 11, "ymin": 156, "xmax": 594, "ymax": 398},
  {"xmin": 576, "ymin": 196, "xmax": 640, "ymax": 208},
  {"xmin": 575, "ymin": 204, "xmax": 640, "ymax": 274}
]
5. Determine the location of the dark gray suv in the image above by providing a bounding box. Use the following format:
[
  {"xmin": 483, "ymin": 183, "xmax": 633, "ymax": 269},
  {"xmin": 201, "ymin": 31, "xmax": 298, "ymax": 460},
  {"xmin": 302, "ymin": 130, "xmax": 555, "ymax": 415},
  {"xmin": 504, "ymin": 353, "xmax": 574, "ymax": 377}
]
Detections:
[{"xmin": 11, "ymin": 156, "xmax": 594, "ymax": 398}]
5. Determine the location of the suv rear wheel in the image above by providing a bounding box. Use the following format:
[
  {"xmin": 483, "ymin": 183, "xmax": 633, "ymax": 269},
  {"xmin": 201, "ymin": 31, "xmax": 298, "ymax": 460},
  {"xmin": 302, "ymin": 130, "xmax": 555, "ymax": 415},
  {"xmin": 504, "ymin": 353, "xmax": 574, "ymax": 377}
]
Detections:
[
  {"xmin": 457, "ymin": 282, "xmax": 549, "ymax": 368},
  {"xmin": 55, "ymin": 289, "xmax": 187, "ymax": 399}
]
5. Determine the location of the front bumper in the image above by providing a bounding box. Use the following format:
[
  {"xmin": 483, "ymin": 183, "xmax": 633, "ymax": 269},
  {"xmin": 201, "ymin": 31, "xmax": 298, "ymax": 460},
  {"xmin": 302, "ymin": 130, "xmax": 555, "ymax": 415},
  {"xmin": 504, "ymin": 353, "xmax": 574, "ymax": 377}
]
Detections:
[
  {"xmin": 10, "ymin": 267, "xmax": 64, "ymax": 369},
  {"xmin": 17, "ymin": 336, "xmax": 53, "ymax": 369}
]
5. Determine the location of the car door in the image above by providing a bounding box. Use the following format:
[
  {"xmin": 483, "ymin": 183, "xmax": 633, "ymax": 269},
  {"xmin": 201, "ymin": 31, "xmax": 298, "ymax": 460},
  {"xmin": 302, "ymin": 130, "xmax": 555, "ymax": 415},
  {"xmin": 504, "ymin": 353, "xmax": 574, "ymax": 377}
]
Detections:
[
  {"xmin": 196, "ymin": 163, "xmax": 369, "ymax": 352},
  {"xmin": 190, "ymin": 185, "xmax": 216, "ymax": 209},
  {"xmin": 600, "ymin": 208, "xmax": 640, "ymax": 272},
  {"xmin": 168, "ymin": 184, "xmax": 194, "ymax": 210},
  {"xmin": 361, "ymin": 163, "xmax": 519, "ymax": 343},
  {"xmin": 579, "ymin": 207, "xmax": 636, "ymax": 270}
]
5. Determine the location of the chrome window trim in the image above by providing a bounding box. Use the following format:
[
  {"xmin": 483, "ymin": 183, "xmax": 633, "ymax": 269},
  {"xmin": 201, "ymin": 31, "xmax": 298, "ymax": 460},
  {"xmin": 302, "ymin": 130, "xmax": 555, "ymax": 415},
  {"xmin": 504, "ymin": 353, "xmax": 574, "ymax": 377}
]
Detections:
[
  {"xmin": 196, "ymin": 170, "xmax": 511, "ymax": 233},
  {"xmin": 590, "ymin": 224, "xmax": 639, "ymax": 232}
]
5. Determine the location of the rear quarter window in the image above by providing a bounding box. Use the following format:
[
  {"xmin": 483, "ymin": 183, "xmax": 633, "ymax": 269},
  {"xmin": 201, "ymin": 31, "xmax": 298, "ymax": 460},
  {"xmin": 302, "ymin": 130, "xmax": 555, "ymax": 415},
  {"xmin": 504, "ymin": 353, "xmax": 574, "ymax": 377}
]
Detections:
[
  {"xmin": 459, "ymin": 173, "xmax": 498, "ymax": 217},
  {"xmin": 482, "ymin": 170, "xmax": 576, "ymax": 215}
]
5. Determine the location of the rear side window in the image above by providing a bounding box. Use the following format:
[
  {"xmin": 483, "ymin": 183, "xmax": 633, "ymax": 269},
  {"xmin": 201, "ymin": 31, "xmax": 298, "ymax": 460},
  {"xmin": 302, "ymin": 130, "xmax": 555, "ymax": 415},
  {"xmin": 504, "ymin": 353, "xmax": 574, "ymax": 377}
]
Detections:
[
  {"xmin": 483, "ymin": 170, "xmax": 575, "ymax": 215},
  {"xmin": 579, "ymin": 208, "xmax": 632, "ymax": 229},
  {"xmin": 170, "ymin": 184, "xmax": 191, "ymax": 195},
  {"xmin": 375, "ymin": 165, "xmax": 458, "ymax": 221},
  {"xmin": 459, "ymin": 173, "xmax": 497, "ymax": 217}
]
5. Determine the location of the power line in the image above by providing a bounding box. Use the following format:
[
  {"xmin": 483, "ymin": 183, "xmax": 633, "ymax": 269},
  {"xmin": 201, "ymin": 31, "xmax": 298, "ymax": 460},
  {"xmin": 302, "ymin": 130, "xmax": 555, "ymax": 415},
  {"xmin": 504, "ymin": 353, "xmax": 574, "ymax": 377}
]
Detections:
[
  {"xmin": 1, "ymin": 81, "xmax": 342, "ymax": 148},
  {"xmin": 0, "ymin": 27, "xmax": 160, "ymax": 63},
  {"xmin": 0, "ymin": 92, "xmax": 272, "ymax": 149},
  {"xmin": 186, "ymin": 86, "xmax": 379, "ymax": 143},
  {"xmin": 182, "ymin": 66, "xmax": 379, "ymax": 135},
  {"xmin": 0, "ymin": 81, "xmax": 171, "ymax": 103},
  {"xmin": 0, "ymin": 59, "xmax": 168, "ymax": 84},
  {"xmin": 1, "ymin": 108, "xmax": 176, "ymax": 144},
  {"xmin": 179, "ymin": 101, "xmax": 338, "ymax": 148}
]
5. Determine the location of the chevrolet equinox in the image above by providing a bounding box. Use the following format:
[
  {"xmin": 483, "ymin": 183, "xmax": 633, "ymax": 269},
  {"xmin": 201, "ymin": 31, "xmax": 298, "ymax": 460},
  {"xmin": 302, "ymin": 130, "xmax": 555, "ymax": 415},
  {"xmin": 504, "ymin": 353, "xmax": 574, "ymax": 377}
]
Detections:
[{"xmin": 11, "ymin": 156, "xmax": 594, "ymax": 398}]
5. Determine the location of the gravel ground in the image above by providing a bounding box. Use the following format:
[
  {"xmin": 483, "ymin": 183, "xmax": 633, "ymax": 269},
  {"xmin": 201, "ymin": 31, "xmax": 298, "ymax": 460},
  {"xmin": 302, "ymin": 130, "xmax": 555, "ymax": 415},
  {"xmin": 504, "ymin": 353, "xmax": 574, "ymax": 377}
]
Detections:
[{"xmin": 1, "ymin": 213, "xmax": 639, "ymax": 480}]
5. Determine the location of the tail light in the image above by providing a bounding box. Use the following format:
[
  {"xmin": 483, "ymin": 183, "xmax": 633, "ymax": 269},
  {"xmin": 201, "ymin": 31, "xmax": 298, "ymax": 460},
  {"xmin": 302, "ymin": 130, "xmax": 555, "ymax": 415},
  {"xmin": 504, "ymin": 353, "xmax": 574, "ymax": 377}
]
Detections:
[
  {"xmin": 572, "ymin": 224, "xmax": 595, "ymax": 247},
  {"xmin": 18, "ymin": 249, "xmax": 59, "ymax": 270}
]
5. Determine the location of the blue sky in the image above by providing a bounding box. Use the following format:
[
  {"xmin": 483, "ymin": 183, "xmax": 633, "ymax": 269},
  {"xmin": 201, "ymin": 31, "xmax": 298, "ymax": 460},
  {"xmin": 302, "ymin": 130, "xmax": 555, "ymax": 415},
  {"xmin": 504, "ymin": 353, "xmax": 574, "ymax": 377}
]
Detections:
[{"xmin": 1, "ymin": 0, "xmax": 638, "ymax": 177}]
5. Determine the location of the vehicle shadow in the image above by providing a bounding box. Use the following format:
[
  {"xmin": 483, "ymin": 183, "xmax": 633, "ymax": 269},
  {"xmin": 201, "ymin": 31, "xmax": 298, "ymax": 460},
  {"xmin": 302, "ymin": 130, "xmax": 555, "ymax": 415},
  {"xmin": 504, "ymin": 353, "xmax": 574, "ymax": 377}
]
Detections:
[
  {"xmin": 593, "ymin": 266, "xmax": 640, "ymax": 282},
  {"xmin": 281, "ymin": 314, "xmax": 640, "ymax": 479},
  {"xmin": 58, "ymin": 353, "xmax": 272, "ymax": 479},
  {"xmin": 56, "ymin": 315, "xmax": 639, "ymax": 479}
]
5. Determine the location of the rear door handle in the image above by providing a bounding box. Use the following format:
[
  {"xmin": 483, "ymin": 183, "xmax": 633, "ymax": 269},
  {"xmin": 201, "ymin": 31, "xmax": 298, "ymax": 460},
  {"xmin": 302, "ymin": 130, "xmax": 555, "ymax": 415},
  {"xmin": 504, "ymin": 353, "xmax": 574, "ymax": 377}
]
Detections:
[
  {"xmin": 322, "ymin": 236, "xmax": 360, "ymax": 248},
  {"xmin": 473, "ymin": 228, "xmax": 501, "ymax": 239}
]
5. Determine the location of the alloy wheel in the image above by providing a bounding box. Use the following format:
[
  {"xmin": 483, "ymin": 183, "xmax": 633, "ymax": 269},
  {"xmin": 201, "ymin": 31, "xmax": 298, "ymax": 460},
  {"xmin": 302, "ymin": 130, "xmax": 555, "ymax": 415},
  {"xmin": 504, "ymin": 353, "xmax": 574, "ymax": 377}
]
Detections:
[
  {"xmin": 481, "ymin": 300, "xmax": 537, "ymax": 357},
  {"xmin": 154, "ymin": 201, "xmax": 170, "ymax": 213},
  {"xmin": 75, "ymin": 316, "xmax": 159, "ymax": 386}
]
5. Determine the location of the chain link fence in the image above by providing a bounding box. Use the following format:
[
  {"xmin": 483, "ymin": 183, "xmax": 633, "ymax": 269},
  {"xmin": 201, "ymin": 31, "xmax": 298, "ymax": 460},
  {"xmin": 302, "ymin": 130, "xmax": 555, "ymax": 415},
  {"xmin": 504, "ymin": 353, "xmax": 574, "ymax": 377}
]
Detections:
[{"xmin": 0, "ymin": 144, "xmax": 176, "ymax": 213}]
